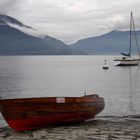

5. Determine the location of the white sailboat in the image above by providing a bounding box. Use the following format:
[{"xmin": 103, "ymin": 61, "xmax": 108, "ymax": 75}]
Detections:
[{"xmin": 114, "ymin": 12, "xmax": 140, "ymax": 66}]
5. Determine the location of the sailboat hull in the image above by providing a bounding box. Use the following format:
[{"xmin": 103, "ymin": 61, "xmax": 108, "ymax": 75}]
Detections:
[{"xmin": 114, "ymin": 58, "xmax": 140, "ymax": 66}]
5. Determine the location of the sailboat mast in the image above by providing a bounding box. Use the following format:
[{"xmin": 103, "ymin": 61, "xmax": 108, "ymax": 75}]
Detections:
[
  {"xmin": 131, "ymin": 12, "xmax": 140, "ymax": 58},
  {"xmin": 129, "ymin": 12, "xmax": 132, "ymax": 58}
]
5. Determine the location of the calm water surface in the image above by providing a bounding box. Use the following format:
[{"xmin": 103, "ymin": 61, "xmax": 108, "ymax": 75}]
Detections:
[{"xmin": 0, "ymin": 55, "xmax": 140, "ymax": 126}]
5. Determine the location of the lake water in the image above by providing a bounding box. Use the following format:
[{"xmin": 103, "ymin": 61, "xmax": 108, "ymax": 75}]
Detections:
[{"xmin": 0, "ymin": 55, "xmax": 140, "ymax": 127}]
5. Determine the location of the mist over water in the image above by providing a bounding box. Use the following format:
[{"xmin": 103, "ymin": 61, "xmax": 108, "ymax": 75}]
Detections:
[{"xmin": 0, "ymin": 55, "xmax": 140, "ymax": 126}]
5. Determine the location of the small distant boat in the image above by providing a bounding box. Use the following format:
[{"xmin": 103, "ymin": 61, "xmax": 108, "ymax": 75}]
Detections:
[
  {"xmin": 103, "ymin": 60, "xmax": 109, "ymax": 69},
  {"xmin": 0, "ymin": 94, "xmax": 105, "ymax": 131},
  {"xmin": 114, "ymin": 12, "xmax": 140, "ymax": 66}
]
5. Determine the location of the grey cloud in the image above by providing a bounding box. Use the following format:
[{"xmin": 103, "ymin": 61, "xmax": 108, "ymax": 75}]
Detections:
[
  {"xmin": 0, "ymin": 0, "xmax": 22, "ymax": 14},
  {"xmin": 1, "ymin": 0, "xmax": 140, "ymax": 43}
]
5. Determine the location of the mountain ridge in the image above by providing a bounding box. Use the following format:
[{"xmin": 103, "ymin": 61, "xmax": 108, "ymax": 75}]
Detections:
[
  {"xmin": 0, "ymin": 15, "xmax": 84, "ymax": 55},
  {"xmin": 69, "ymin": 30, "xmax": 140, "ymax": 55},
  {"xmin": 0, "ymin": 14, "xmax": 33, "ymax": 29},
  {"xmin": 1, "ymin": 14, "xmax": 140, "ymax": 55}
]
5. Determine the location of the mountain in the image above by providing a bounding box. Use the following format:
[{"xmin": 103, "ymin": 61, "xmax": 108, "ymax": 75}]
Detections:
[
  {"xmin": 69, "ymin": 30, "xmax": 140, "ymax": 55},
  {"xmin": 0, "ymin": 15, "xmax": 84, "ymax": 55},
  {"xmin": 2, "ymin": 14, "xmax": 140, "ymax": 55},
  {"xmin": 0, "ymin": 14, "xmax": 33, "ymax": 29}
]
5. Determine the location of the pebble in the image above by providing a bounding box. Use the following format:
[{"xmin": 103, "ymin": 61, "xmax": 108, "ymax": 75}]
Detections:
[{"xmin": 0, "ymin": 117, "xmax": 140, "ymax": 140}]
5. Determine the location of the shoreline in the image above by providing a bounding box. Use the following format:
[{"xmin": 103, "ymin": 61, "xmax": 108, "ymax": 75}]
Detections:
[{"xmin": 0, "ymin": 116, "xmax": 140, "ymax": 140}]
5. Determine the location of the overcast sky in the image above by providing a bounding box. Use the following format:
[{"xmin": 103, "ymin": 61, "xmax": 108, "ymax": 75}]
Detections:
[{"xmin": 0, "ymin": 0, "xmax": 140, "ymax": 44}]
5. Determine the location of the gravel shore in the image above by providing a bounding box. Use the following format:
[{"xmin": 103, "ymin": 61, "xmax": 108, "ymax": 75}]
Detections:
[{"xmin": 0, "ymin": 117, "xmax": 140, "ymax": 140}]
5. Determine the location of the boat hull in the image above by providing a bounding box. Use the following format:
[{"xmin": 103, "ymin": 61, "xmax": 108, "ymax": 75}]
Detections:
[
  {"xmin": 0, "ymin": 94, "xmax": 104, "ymax": 131},
  {"xmin": 114, "ymin": 58, "xmax": 140, "ymax": 66},
  {"xmin": 103, "ymin": 66, "xmax": 109, "ymax": 69}
]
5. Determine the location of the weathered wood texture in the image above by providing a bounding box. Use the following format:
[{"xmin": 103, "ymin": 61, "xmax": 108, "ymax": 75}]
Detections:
[{"xmin": 0, "ymin": 94, "xmax": 104, "ymax": 131}]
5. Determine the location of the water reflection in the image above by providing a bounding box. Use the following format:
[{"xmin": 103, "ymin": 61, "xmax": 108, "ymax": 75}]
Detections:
[
  {"xmin": 128, "ymin": 66, "xmax": 140, "ymax": 116},
  {"xmin": 128, "ymin": 67, "xmax": 134, "ymax": 115}
]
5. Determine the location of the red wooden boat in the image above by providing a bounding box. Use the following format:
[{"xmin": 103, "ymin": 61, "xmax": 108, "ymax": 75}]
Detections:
[{"xmin": 0, "ymin": 94, "xmax": 104, "ymax": 131}]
